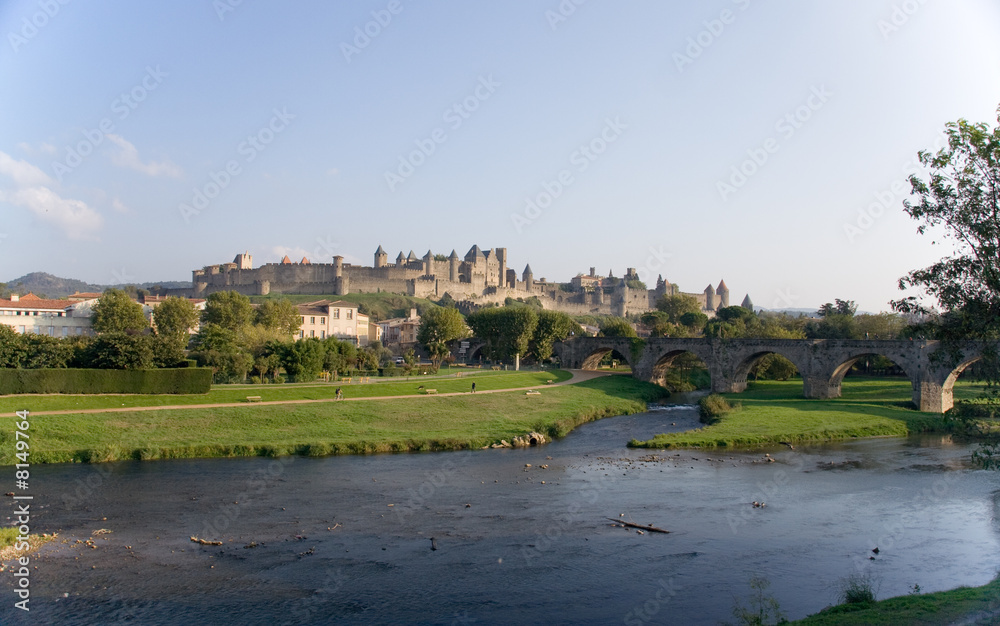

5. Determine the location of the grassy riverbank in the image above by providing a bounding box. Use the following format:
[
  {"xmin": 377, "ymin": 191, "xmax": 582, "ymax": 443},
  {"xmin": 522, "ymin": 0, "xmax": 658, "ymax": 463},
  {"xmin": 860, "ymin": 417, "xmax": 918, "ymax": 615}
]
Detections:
[
  {"xmin": 0, "ymin": 528, "xmax": 57, "ymax": 561},
  {"xmin": 790, "ymin": 576, "xmax": 1000, "ymax": 625},
  {"xmin": 629, "ymin": 378, "xmax": 982, "ymax": 450},
  {"xmin": 0, "ymin": 369, "xmax": 570, "ymax": 413},
  {"xmin": 0, "ymin": 375, "xmax": 667, "ymax": 464}
]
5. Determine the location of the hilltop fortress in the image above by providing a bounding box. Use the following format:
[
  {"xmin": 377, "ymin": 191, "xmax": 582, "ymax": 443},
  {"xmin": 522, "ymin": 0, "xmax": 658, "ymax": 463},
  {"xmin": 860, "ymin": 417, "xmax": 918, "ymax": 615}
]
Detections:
[{"xmin": 188, "ymin": 246, "xmax": 751, "ymax": 318}]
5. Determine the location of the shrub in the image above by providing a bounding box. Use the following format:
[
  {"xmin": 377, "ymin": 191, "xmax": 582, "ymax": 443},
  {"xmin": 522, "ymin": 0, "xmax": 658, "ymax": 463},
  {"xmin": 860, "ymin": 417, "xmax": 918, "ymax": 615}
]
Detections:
[
  {"xmin": 839, "ymin": 572, "xmax": 879, "ymax": 605},
  {"xmin": 698, "ymin": 393, "xmax": 740, "ymax": 424}
]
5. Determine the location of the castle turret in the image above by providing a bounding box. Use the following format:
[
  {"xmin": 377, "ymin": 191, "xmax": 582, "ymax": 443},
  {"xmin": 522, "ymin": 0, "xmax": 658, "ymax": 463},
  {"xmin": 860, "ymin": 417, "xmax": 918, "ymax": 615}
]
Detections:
[
  {"xmin": 374, "ymin": 245, "xmax": 388, "ymax": 268},
  {"xmin": 717, "ymin": 280, "xmax": 730, "ymax": 308},
  {"xmin": 407, "ymin": 250, "xmax": 419, "ymax": 264},
  {"xmin": 396, "ymin": 251, "xmax": 406, "ymax": 266},
  {"xmin": 333, "ymin": 255, "xmax": 347, "ymax": 295},
  {"xmin": 741, "ymin": 294, "xmax": 754, "ymax": 311},
  {"xmin": 423, "ymin": 250, "xmax": 433, "ymax": 276},
  {"xmin": 522, "ymin": 264, "xmax": 534, "ymax": 291},
  {"xmin": 704, "ymin": 284, "xmax": 716, "ymax": 311},
  {"xmin": 333, "ymin": 256, "xmax": 343, "ymax": 277},
  {"xmin": 449, "ymin": 250, "xmax": 460, "ymax": 282}
]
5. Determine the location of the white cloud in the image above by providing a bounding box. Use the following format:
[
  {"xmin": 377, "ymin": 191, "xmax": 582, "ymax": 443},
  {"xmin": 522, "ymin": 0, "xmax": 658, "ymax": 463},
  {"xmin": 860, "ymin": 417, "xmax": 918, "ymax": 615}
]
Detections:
[
  {"xmin": 17, "ymin": 142, "xmax": 58, "ymax": 157},
  {"xmin": 107, "ymin": 134, "xmax": 182, "ymax": 178},
  {"xmin": 0, "ymin": 150, "xmax": 53, "ymax": 187},
  {"xmin": 112, "ymin": 197, "xmax": 130, "ymax": 213},
  {"xmin": 0, "ymin": 186, "xmax": 103, "ymax": 240}
]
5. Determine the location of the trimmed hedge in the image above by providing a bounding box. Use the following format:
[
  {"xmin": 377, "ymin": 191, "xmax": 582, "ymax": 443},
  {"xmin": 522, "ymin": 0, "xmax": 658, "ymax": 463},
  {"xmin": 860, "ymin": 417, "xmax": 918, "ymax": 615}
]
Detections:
[{"xmin": 0, "ymin": 368, "xmax": 213, "ymax": 395}]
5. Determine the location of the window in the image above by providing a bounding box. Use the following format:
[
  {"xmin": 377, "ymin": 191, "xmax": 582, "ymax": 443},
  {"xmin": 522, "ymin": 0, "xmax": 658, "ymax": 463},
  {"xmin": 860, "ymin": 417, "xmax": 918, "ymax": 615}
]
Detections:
[
  {"xmin": 310, "ymin": 316, "xmax": 315, "ymax": 324},
  {"xmin": 299, "ymin": 330, "xmax": 304, "ymax": 338},
  {"xmin": 333, "ymin": 309, "xmax": 340, "ymax": 319},
  {"xmin": 301, "ymin": 316, "xmax": 305, "ymax": 323},
  {"xmin": 62, "ymin": 327, "xmax": 68, "ymax": 337},
  {"xmin": 310, "ymin": 330, "xmax": 315, "ymax": 337},
  {"xmin": 48, "ymin": 326, "xmax": 55, "ymax": 336},
  {"xmin": 320, "ymin": 317, "xmax": 325, "ymax": 324},
  {"xmin": 320, "ymin": 331, "xmax": 325, "ymax": 339},
  {"xmin": 347, "ymin": 310, "xmax": 353, "ymax": 320},
  {"xmin": 17, "ymin": 326, "xmax": 24, "ymax": 334}
]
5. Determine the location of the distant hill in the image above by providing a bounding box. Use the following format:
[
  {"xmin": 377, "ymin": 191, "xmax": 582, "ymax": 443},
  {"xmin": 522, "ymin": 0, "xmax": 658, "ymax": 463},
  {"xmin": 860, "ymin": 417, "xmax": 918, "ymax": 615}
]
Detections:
[{"xmin": 3, "ymin": 272, "xmax": 191, "ymax": 299}]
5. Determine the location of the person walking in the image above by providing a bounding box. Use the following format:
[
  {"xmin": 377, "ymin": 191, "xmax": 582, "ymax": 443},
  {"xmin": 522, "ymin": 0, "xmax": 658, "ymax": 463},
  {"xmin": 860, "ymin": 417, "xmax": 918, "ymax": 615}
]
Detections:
[
  {"xmin": 471, "ymin": 382, "xmax": 476, "ymax": 393},
  {"xmin": 336, "ymin": 388, "xmax": 343, "ymax": 400}
]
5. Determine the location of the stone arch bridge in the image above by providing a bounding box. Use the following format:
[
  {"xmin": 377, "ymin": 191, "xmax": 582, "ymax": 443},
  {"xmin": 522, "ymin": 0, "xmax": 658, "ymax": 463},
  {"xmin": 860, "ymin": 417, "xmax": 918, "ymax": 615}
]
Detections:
[{"xmin": 552, "ymin": 337, "xmax": 994, "ymax": 413}]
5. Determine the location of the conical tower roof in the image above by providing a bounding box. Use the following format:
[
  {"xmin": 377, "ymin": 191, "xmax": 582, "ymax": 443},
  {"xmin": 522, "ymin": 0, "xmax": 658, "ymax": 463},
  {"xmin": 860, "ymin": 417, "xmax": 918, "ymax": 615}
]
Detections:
[
  {"xmin": 449, "ymin": 249, "xmax": 459, "ymax": 259},
  {"xmin": 300, "ymin": 256, "xmax": 310, "ymax": 264},
  {"xmin": 741, "ymin": 294, "xmax": 754, "ymax": 310},
  {"xmin": 407, "ymin": 250, "xmax": 418, "ymax": 262},
  {"xmin": 705, "ymin": 284, "xmax": 715, "ymax": 295},
  {"xmin": 466, "ymin": 245, "xmax": 485, "ymax": 260},
  {"xmin": 523, "ymin": 263, "xmax": 533, "ymax": 275},
  {"xmin": 375, "ymin": 245, "xmax": 386, "ymax": 255},
  {"xmin": 281, "ymin": 255, "xmax": 292, "ymax": 264},
  {"xmin": 717, "ymin": 279, "xmax": 729, "ymax": 293}
]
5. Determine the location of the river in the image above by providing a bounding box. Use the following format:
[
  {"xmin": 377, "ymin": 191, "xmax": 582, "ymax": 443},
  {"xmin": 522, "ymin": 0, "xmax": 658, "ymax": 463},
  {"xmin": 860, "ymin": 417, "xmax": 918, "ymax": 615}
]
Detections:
[{"xmin": 2, "ymin": 404, "xmax": 998, "ymax": 625}]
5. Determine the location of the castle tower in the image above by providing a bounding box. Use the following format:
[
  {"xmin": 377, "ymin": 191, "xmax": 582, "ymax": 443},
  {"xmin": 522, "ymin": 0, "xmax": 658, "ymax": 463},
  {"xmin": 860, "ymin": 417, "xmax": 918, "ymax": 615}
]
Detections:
[
  {"xmin": 449, "ymin": 250, "xmax": 460, "ymax": 282},
  {"xmin": 407, "ymin": 250, "xmax": 419, "ymax": 265},
  {"xmin": 374, "ymin": 245, "xmax": 388, "ymax": 268},
  {"xmin": 522, "ymin": 264, "xmax": 533, "ymax": 292},
  {"xmin": 333, "ymin": 256, "xmax": 343, "ymax": 278},
  {"xmin": 704, "ymin": 284, "xmax": 716, "ymax": 311},
  {"xmin": 423, "ymin": 250, "xmax": 433, "ymax": 276},
  {"xmin": 717, "ymin": 280, "xmax": 730, "ymax": 308},
  {"xmin": 233, "ymin": 251, "xmax": 253, "ymax": 270},
  {"xmin": 495, "ymin": 247, "xmax": 508, "ymax": 287},
  {"xmin": 741, "ymin": 294, "xmax": 754, "ymax": 311},
  {"xmin": 333, "ymin": 255, "xmax": 347, "ymax": 295},
  {"xmin": 396, "ymin": 251, "xmax": 406, "ymax": 267}
]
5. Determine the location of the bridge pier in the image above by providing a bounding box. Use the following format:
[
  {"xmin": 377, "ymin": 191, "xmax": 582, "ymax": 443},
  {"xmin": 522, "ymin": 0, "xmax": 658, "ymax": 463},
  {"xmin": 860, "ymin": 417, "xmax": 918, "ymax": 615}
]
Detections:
[{"xmin": 802, "ymin": 376, "xmax": 842, "ymax": 400}]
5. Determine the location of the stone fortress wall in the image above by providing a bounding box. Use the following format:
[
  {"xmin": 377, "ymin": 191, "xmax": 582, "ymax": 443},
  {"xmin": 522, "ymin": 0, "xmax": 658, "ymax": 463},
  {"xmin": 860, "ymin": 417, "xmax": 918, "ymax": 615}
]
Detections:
[{"xmin": 185, "ymin": 246, "xmax": 749, "ymax": 319}]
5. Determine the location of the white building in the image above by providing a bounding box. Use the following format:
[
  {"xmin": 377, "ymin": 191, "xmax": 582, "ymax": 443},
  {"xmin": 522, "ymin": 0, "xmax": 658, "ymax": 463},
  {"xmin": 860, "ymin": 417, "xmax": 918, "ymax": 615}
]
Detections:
[
  {"xmin": 295, "ymin": 300, "xmax": 370, "ymax": 345},
  {"xmin": 0, "ymin": 293, "xmax": 96, "ymax": 337}
]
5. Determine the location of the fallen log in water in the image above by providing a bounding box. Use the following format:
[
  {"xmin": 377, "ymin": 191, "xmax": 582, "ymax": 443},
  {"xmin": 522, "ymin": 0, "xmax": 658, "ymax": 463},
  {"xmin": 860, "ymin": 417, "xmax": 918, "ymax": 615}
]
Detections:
[
  {"xmin": 190, "ymin": 536, "xmax": 223, "ymax": 546},
  {"xmin": 606, "ymin": 518, "xmax": 671, "ymax": 534}
]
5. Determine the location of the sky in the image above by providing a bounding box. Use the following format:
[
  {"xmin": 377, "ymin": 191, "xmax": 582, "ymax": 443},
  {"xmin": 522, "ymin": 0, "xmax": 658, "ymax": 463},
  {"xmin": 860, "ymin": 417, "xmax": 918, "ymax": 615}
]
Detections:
[{"xmin": 1, "ymin": 1, "xmax": 999, "ymax": 313}]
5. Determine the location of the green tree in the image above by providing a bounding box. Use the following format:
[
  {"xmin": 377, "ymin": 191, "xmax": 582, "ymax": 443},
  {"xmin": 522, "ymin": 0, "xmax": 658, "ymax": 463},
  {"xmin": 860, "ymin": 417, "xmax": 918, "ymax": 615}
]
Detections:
[
  {"xmin": 890, "ymin": 105, "xmax": 1000, "ymax": 467},
  {"xmin": 84, "ymin": 332, "xmax": 154, "ymax": 369},
  {"xmin": 530, "ymin": 310, "xmax": 582, "ymax": 361},
  {"xmin": 322, "ymin": 337, "xmax": 358, "ymax": 375},
  {"xmin": 255, "ymin": 298, "xmax": 302, "ymax": 336},
  {"xmin": 679, "ymin": 311, "xmax": 708, "ymax": 333},
  {"xmin": 656, "ymin": 294, "xmax": 701, "ymax": 323},
  {"xmin": 417, "ymin": 307, "xmax": 470, "ymax": 367},
  {"xmin": 466, "ymin": 306, "xmax": 538, "ymax": 362},
  {"xmin": 818, "ymin": 299, "xmax": 857, "ymax": 317},
  {"xmin": 153, "ymin": 297, "xmax": 199, "ymax": 340},
  {"xmin": 598, "ymin": 317, "xmax": 637, "ymax": 338},
  {"xmin": 279, "ymin": 338, "xmax": 325, "ymax": 382},
  {"xmin": 91, "ymin": 289, "xmax": 148, "ymax": 334},
  {"xmin": 19, "ymin": 335, "xmax": 74, "ymax": 368},
  {"xmin": 190, "ymin": 325, "xmax": 252, "ymax": 382},
  {"xmin": 202, "ymin": 291, "xmax": 255, "ymax": 332}
]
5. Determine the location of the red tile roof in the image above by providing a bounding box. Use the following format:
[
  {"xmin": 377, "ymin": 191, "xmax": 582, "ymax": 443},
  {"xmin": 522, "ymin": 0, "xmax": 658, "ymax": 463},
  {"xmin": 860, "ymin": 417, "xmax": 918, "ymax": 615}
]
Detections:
[{"xmin": 0, "ymin": 297, "xmax": 73, "ymax": 310}]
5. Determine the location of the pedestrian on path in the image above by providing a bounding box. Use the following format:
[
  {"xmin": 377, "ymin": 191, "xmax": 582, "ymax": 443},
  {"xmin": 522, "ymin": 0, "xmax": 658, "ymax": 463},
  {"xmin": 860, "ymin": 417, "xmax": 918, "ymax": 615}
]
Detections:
[{"xmin": 471, "ymin": 382, "xmax": 476, "ymax": 393}]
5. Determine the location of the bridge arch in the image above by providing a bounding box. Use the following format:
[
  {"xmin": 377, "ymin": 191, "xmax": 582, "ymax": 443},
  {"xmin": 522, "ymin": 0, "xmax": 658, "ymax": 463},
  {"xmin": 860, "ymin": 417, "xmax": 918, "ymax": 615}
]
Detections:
[
  {"xmin": 649, "ymin": 349, "xmax": 711, "ymax": 389},
  {"xmin": 579, "ymin": 345, "xmax": 633, "ymax": 371},
  {"xmin": 727, "ymin": 349, "xmax": 810, "ymax": 393},
  {"xmin": 828, "ymin": 351, "xmax": 912, "ymax": 388}
]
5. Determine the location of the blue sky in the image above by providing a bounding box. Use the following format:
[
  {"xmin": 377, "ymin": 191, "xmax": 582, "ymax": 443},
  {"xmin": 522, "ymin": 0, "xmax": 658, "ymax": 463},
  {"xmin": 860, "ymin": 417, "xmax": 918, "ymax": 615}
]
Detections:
[{"xmin": 2, "ymin": 1, "xmax": 999, "ymax": 312}]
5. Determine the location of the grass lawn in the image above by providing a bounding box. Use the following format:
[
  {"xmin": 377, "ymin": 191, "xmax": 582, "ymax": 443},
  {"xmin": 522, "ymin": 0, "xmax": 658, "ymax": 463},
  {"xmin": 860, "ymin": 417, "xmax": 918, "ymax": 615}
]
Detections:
[
  {"xmin": 790, "ymin": 576, "xmax": 1000, "ymax": 625},
  {"xmin": 0, "ymin": 369, "xmax": 570, "ymax": 413},
  {"xmin": 0, "ymin": 375, "xmax": 668, "ymax": 464},
  {"xmin": 629, "ymin": 377, "xmax": 984, "ymax": 450}
]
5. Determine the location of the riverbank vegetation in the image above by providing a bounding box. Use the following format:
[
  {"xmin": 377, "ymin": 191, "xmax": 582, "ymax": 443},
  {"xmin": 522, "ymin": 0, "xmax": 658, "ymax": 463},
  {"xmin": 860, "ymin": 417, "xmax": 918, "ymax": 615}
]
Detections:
[
  {"xmin": 0, "ymin": 375, "xmax": 667, "ymax": 464},
  {"xmin": 790, "ymin": 575, "xmax": 1000, "ymax": 625},
  {"xmin": 629, "ymin": 377, "xmax": 984, "ymax": 450}
]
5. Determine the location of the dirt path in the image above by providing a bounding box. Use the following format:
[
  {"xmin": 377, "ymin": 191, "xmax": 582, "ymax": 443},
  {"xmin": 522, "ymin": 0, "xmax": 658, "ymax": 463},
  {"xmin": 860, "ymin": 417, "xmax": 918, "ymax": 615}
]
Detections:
[{"xmin": 26, "ymin": 370, "xmax": 618, "ymax": 416}]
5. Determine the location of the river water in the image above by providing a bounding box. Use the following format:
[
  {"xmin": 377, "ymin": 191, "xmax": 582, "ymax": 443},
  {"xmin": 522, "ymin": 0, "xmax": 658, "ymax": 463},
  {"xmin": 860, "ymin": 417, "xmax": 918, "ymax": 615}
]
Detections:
[{"xmin": 2, "ymin": 404, "xmax": 999, "ymax": 625}]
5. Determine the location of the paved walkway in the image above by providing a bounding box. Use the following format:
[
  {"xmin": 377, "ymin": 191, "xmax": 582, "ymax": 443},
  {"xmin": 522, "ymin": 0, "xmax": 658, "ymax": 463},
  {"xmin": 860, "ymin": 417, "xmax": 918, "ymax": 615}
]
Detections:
[{"xmin": 27, "ymin": 370, "xmax": 617, "ymax": 416}]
